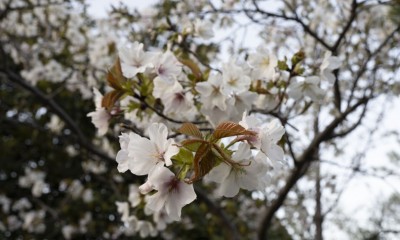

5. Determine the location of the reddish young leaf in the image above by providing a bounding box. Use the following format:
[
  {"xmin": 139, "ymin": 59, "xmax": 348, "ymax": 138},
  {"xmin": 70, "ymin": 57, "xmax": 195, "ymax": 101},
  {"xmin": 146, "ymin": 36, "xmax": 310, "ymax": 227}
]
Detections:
[
  {"xmin": 101, "ymin": 90, "xmax": 124, "ymax": 110},
  {"xmin": 106, "ymin": 71, "xmax": 123, "ymax": 90},
  {"xmin": 188, "ymin": 142, "xmax": 218, "ymax": 183},
  {"xmin": 106, "ymin": 58, "xmax": 126, "ymax": 90},
  {"xmin": 212, "ymin": 121, "xmax": 256, "ymax": 140},
  {"xmin": 178, "ymin": 122, "xmax": 203, "ymax": 138},
  {"xmin": 115, "ymin": 57, "xmax": 123, "ymax": 77}
]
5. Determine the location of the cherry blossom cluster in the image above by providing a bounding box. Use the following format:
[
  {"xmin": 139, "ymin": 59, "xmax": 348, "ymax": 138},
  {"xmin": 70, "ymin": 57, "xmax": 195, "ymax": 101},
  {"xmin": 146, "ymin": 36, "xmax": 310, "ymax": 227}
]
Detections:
[{"xmin": 86, "ymin": 40, "xmax": 341, "ymax": 234}]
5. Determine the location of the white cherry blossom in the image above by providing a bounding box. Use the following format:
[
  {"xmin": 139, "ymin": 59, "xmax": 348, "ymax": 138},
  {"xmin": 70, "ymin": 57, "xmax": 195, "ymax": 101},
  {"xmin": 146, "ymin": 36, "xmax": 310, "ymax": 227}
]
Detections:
[
  {"xmin": 18, "ymin": 168, "xmax": 49, "ymax": 197},
  {"xmin": 119, "ymin": 42, "xmax": 155, "ymax": 78},
  {"xmin": 228, "ymin": 91, "xmax": 258, "ymax": 121},
  {"xmin": 248, "ymin": 46, "xmax": 278, "ymax": 81},
  {"xmin": 153, "ymin": 51, "xmax": 182, "ymax": 83},
  {"xmin": 240, "ymin": 113, "xmax": 285, "ymax": 164},
  {"xmin": 320, "ymin": 51, "xmax": 341, "ymax": 83},
  {"xmin": 200, "ymin": 105, "xmax": 231, "ymax": 127},
  {"xmin": 195, "ymin": 73, "xmax": 228, "ymax": 110},
  {"xmin": 206, "ymin": 143, "xmax": 266, "ymax": 197},
  {"xmin": 128, "ymin": 123, "xmax": 179, "ymax": 176},
  {"xmin": 260, "ymin": 119, "xmax": 285, "ymax": 163},
  {"xmin": 115, "ymin": 201, "xmax": 130, "ymax": 222},
  {"xmin": 221, "ymin": 61, "xmax": 251, "ymax": 95},
  {"xmin": 145, "ymin": 167, "xmax": 196, "ymax": 221},
  {"xmin": 153, "ymin": 78, "xmax": 194, "ymax": 115},
  {"xmin": 288, "ymin": 76, "xmax": 325, "ymax": 102},
  {"xmin": 239, "ymin": 112, "xmax": 263, "ymax": 148},
  {"xmin": 22, "ymin": 210, "xmax": 46, "ymax": 233},
  {"xmin": 115, "ymin": 132, "xmax": 139, "ymax": 173},
  {"xmin": 47, "ymin": 115, "xmax": 64, "ymax": 133},
  {"xmin": 86, "ymin": 88, "xmax": 110, "ymax": 136},
  {"xmin": 139, "ymin": 180, "xmax": 154, "ymax": 195},
  {"xmin": 255, "ymin": 92, "xmax": 279, "ymax": 111}
]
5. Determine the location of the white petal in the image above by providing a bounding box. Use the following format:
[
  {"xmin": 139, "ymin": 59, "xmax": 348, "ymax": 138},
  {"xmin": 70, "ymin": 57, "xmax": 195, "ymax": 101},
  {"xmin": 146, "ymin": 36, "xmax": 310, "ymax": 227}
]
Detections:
[
  {"xmin": 306, "ymin": 85, "xmax": 325, "ymax": 102},
  {"xmin": 232, "ymin": 143, "xmax": 252, "ymax": 161},
  {"xmin": 238, "ymin": 170, "xmax": 259, "ymax": 191},
  {"xmin": 92, "ymin": 88, "xmax": 103, "ymax": 109},
  {"xmin": 267, "ymin": 144, "xmax": 284, "ymax": 163},
  {"xmin": 206, "ymin": 163, "xmax": 231, "ymax": 183},
  {"xmin": 240, "ymin": 113, "xmax": 261, "ymax": 130},
  {"xmin": 328, "ymin": 56, "xmax": 341, "ymax": 69},
  {"xmin": 265, "ymin": 120, "xmax": 285, "ymax": 142},
  {"xmin": 218, "ymin": 174, "xmax": 240, "ymax": 198},
  {"xmin": 323, "ymin": 70, "xmax": 336, "ymax": 83},
  {"xmin": 287, "ymin": 82, "xmax": 302, "ymax": 100},
  {"xmin": 120, "ymin": 63, "xmax": 139, "ymax": 78},
  {"xmin": 195, "ymin": 82, "xmax": 212, "ymax": 97},
  {"xmin": 165, "ymin": 196, "xmax": 181, "ymax": 221},
  {"xmin": 139, "ymin": 180, "xmax": 154, "ymax": 194},
  {"xmin": 146, "ymin": 193, "xmax": 167, "ymax": 215},
  {"xmin": 148, "ymin": 166, "xmax": 175, "ymax": 190},
  {"xmin": 163, "ymin": 139, "xmax": 179, "ymax": 166},
  {"xmin": 116, "ymin": 150, "xmax": 129, "ymax": 173},
  {"xmin": 148, "ymin": 123, "xmax": 168, "ymax": 146},
  {"xmin": 177, "ymin": 181, "xmax": 197, "ymax": 205},
  {"xmin": 306, "ymin": 76, "xmax": 320, "ymax": 85},
  {"xmin": 130, "ymin": 139, "xmax": 158, "ymax": 175},
  {"xmin": 87, "ymin": 108, "xmax": 110, "ymax": 136}
]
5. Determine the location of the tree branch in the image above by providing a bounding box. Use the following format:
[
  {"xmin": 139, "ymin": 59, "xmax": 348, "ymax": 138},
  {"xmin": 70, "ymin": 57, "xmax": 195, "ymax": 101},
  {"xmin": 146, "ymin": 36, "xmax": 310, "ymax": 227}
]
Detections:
[
  {"xmin": 257, "ymin": 97, "xmax": 369, "ymax": 240},
  {"xmin": 331, "ymin": 0, "xmax": 359, "ymax": 53},
  {"xmin": 0, "ymin": 70, "xmax": 115, "ymax": 163}
]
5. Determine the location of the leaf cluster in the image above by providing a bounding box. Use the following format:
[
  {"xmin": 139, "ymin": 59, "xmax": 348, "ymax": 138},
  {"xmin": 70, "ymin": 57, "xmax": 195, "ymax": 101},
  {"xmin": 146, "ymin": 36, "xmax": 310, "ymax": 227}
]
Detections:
[{"xmin": 174, "ymin": 122, "xmax": 256, "ymax": 183}]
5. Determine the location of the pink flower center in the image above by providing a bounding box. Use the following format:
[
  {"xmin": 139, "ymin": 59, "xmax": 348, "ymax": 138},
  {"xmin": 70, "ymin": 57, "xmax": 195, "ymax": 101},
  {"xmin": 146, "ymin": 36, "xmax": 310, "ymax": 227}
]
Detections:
[
  {"xmin": 166, "ymin": 177, "xmax": 180, "ymax": 193},
  {"xmin": 174, "ymin": 92, "xmax": 185, "ymax": 102}
]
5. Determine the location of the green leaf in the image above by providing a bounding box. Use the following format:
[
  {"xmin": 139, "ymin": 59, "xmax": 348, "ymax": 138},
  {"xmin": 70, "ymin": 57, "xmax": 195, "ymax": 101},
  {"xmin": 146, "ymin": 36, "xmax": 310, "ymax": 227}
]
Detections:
[
  {"xmin": 178, "ymin": 123, "xmax": 203, "ymax": 138},
  {"xmin": 291, "ymin": 50, "xmax": 305, "ymax": 66},
  {"xmin": 172, "ymin": 147, "xmax": 194, "ymax": 165},
  {"xmin": 277, "ymin": 60, "xmax": 289, "ymax": 71},
  {"xmin": 211, "ymin": 143, "xmax": 241, "ymax": 167},
  {"xmin": 212, "ymin": 121, "xmax": 256, "ymax": 140},
  {"xmin": 181, "ymin": 139, "xmax": 207, "ymax": 152}
]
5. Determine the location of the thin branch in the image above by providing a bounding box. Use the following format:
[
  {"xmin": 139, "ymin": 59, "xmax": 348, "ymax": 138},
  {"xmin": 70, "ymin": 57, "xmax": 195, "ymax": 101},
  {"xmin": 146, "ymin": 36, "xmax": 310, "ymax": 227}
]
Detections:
[
  {"xmin": 347, "ymin": 25, "xmax": 400, "ymax": 107},
  {"xmin": 329, "ymin": 100, "xmax": 368, "ymax": 139},
  {"xmin": 202, "ymin": 4, "xmax": 333, "ymax": 50}
]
